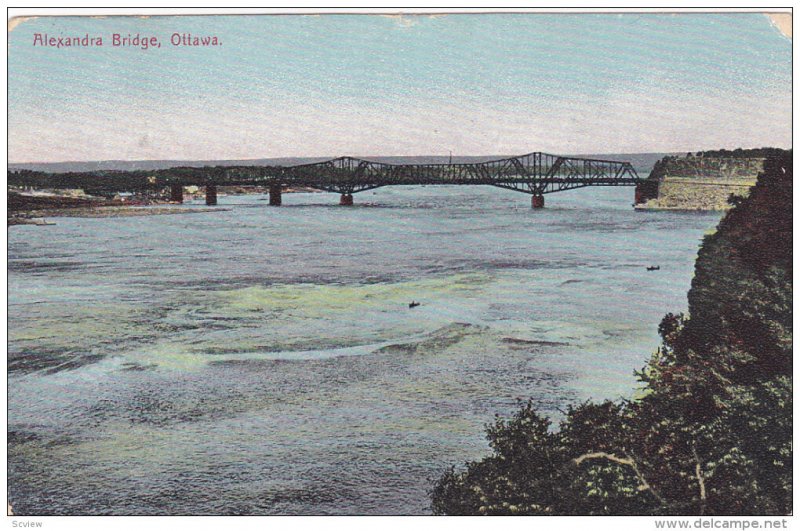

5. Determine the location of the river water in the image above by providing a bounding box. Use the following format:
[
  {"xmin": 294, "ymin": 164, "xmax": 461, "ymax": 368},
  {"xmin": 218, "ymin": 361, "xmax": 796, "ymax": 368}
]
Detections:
[{"xmin": 8, "ymin": 185, "xmax": 720, "ymax": 515}]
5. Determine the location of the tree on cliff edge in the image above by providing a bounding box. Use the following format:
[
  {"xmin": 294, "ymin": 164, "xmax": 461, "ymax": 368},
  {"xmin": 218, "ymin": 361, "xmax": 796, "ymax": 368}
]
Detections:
[{"xmin": 430, "ymin": 151, "xmax": 792, "ymax": 516}]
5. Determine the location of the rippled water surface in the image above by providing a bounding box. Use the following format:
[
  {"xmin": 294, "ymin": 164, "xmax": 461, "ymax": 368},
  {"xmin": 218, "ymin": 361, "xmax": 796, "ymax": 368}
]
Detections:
[{"xmin": 8, "ymin": 186, "xmax": 720, "ymax": 515}]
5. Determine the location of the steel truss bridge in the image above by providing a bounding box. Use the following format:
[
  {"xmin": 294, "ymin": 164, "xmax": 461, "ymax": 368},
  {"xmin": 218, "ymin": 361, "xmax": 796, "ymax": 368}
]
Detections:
[{"xmin": 8, "ymin": 152, "xmax": 648, "ymax": 208}]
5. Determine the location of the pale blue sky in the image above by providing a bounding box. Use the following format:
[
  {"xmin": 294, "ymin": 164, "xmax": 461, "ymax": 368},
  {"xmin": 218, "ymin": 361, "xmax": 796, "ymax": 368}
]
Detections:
[{"xmin": 8, "ymin": 13, "xmax": 791, "ymax": 162}]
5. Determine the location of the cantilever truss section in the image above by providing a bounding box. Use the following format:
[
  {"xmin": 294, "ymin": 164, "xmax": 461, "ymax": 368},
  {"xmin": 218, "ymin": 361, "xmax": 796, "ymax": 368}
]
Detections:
[{"xmin": 8, "ymin": 152, "xmax": 641, "ymax": 195}]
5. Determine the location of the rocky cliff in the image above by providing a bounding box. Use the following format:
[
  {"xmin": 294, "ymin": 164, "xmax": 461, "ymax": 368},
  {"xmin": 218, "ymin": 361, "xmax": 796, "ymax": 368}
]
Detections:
[{"xmin": 635, "ymin": 154, "xmax": 765, "ymax": 210}]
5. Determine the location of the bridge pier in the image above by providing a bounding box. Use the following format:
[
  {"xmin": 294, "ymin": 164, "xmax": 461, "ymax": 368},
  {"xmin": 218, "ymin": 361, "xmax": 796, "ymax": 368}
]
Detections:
[
  {"xmin": 206, "ymin": 185, "xmax": 217, "ymax": 206},
  {"xmin": 634, "ymin": 184, "xmax": 644, "ymax": 205},
  {"xmin": 531, "ymin": 195, "xmax": 545, "ymax": 208},
  {"xmin": 170, "ymin": 184, "xmax": 184, "ymax": 203},
  {"xmin": 340, "ymin": 193, "xmax": 354, "ymax": 206},
  {"xmin": 269, "ymin": 185, "xmax": 282, "ymax": 206}
]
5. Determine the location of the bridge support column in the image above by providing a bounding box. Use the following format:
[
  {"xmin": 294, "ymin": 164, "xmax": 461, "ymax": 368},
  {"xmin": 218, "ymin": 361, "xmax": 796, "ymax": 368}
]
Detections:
[
  {"xmin": 634, "ymin": 184, "xmax": 644, "ymax": 205},
  {"xmin": 340, "ymin": 193, "xmax": 354, "ymax": 206},
  {"xmin": 531, "ymin": 195, "xmax": 545, "ymax": 208},
  {"xmin": 205, "ymin": 185, "xmax": 217, "ymax": 206},
  {"xmin": 269, "ymin": 185, "xmax": 282, "ymax": 206},
  {"xmin": 170, "ymin": 184, "xmax": 184, "ymax": 203}
]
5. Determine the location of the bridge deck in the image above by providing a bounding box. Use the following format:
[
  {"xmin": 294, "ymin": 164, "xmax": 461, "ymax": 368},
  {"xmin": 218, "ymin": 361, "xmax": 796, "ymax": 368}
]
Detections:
[{"xmin": 8, "ymin": 151, "xmax": 642, "ymax": 196}]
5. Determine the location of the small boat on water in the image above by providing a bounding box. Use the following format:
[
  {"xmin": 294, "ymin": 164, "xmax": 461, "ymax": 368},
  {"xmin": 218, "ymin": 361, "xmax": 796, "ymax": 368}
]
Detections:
[
  {"xmin": 409, "ymin": 301, "xmax": 421, "ymax": 308},
  {"xmin": 646, "ymin": 265, "xmax": 660, "ymax": 271}
]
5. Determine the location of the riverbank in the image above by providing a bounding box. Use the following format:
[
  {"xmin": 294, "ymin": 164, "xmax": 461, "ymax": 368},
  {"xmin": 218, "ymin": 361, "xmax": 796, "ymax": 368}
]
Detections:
[
  {"xmin": 636, "ymin": 153, "xmax": 766, "ymax": 210},
  {"xmin": 635, "ymin": 178, "xmax": 755, "ymax": 211},
  {"xmin": 8, "ymin": 191, "xmax": 229, "ymax": 226},
  {"xmin": 9, "ymin": 205, "xmax": 228, "ymax": 226}
]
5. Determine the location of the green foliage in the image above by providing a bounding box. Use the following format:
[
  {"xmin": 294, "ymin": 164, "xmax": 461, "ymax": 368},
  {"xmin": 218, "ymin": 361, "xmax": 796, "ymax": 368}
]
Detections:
[
  {"xmin": 430, "ymin": 402, "xmax": 565, "ymax": 515},
  {"xmin": 694, "ymin": 148, "xmax": 786, "ymax": 159},
  {"xmin": 431, "ymin": 151, "xmax": 792, "ymax": 516}
]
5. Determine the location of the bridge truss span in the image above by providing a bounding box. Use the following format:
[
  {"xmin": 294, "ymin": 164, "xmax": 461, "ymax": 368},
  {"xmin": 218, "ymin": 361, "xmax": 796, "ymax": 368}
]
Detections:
[
  {"xmin": 249, "ymin": 152, "xmax": 642, "ymax": 196},
  {"xmin": 8, "ymin": 151, "xmax": 645, "ymax": 208}
]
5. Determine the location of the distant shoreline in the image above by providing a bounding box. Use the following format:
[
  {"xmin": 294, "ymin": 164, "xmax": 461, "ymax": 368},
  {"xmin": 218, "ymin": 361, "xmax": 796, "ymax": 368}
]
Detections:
[{"xmin": 8, "ymin": 205, "xmax": 228, "ymax": 226}]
